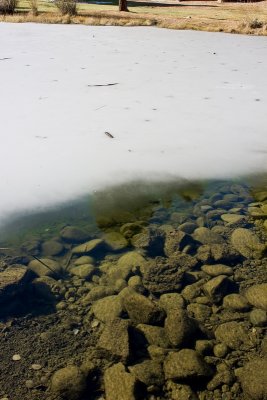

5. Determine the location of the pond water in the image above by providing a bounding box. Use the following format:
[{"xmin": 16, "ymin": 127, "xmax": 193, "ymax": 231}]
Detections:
[{"xmin": 0, "ymin": 23, "xmax": 267, "ymax": 400}]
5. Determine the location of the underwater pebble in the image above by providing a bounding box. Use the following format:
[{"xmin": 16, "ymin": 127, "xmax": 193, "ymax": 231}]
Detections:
[
  {"xmin": 91, "ymin": 320, "xmax": 100, "ymax": 328},
  {"xmin": 25, "ymin": 380, "xmax": 34, "ymax": 388},
  {"xmin": 31, "ymin": 364, "xmax": 42, "ymax": 370},
  {"xmin": 12, "ymin": 354, "xmax": 21, "ymax": 361},
  {"xmin": 73, "ymin": 329, "xmax": 79, "ymax": 335}
]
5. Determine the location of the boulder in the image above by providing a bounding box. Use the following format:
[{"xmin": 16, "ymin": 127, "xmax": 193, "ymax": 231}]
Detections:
[
  {"xmin": 245, "ymin": 284, "xmax": 267, "ymax": 311},
  {"xmin": 159, "ymin": 293, "xmax": 185, "ymax": 314},
  {"xmin": 164, "ymin": 309, "xmax": 198, "ymax": 347},
  {"xmin": 28, "ymin": 258, "xmax": 61, "ymax": 278},
  {"xmin": 166, "ymin": 381, "xmax": 198, "ymax": 400},
  {"xmin": 97, "ymin": 318, "xmax": 130, "ymax": 361},
  {"xmin": 69, "ymin": 264, "xmax": 95, "ymax": 280},
  {"xmin": 249, "ymin": 309, "xmax": 267, "ymax": 327},
  {"xmin": 60, "ymin": 226, "xmax": 90, "ymax": 243},
  {"xmin": 201, "ymin": 264, "xmax": 233, "ymax": 277},
  {"xmin": 193, "ymin": 227, "xmax": 225, "ymax": 245},
  {"xmin": 104, "ymin": 362, "xmax": 142, "ymax": 400},
  {"xmin": 129, "ymin": 360, "xmax": 164, "ymax": 387},
  {"xmin": 41, "ymin": 240, "xmax": 64, "ymax": 256},
  {"xmin": 164, "ymin": 230, "xmax": 197, "ymax": 256},
  {"xmin": 136, "ymin": 324, "xmax": 170, "ymax": 348},
  {"xmin": 215, "ymin": 322, "xmax": 252, "ymax": 350},
  {"xmin": 237, "ymin": 358, "xmax": 267, "ymax": 400},
  {"xmin": 203, "ymin": 275, "xmax": 233, "ymax": 303},
  {"xmin": 104, "ymin": 231, "xmax": 129, "ymax": 251},
  {"xmin": 223, "ymin": 294, "xmax": 251, "ymax": 311},
  {"xmin": 0, "ymin": 265, "xmax": 31, "ymax": 303},
  {"xmin": 91, "ymin": 295, "xmax": 123, "ymax": 322},
  {"xmin": 72, "ymin": 239, "xmax": 105, "ymax": 255},
  {"xmin": 231, "ymin": 228, "xmax": 265, "ymax": 259},
  {"xmin": 50, "ymin": 365, "xmax": 87, "ymax": 400}
]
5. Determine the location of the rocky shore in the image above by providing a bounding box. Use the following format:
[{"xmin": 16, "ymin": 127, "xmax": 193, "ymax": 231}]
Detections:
[{"xmin": 0, "ymin": 181, "xmax": 267, "ymax": 400}]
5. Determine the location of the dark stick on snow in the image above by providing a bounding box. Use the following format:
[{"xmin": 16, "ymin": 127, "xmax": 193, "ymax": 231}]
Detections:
[
  {"xmin": 88, "ymin": 83, "xmax": 119, "ymax": 87},
  {"xmin": 105, "ymin": 132, "xmax": 114, "ymax": 139},
  {"xmin": 0, "ymin": 58, "xmax": 12, "ymax": 61}
]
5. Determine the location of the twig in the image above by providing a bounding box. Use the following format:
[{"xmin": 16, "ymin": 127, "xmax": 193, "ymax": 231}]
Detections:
[
  {"xmin": 94, "ymin": 105, "xmax": 106, "ymax": 111},
  {"xmin": 105, "ymin": 131, "xmax": 114, "ymax": 139},
  {"xmin": 0, "ymin": 58, "xmax": 12, "ymax": 61},
  {"xmin": 87, "ymin": 83, "xmax": 118, "ymax": 87}
]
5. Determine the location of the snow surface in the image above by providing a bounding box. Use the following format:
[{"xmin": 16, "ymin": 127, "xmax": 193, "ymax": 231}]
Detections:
[{"xmin": 0, "ymin": 23, "xmax": 267, "ymax": 223}]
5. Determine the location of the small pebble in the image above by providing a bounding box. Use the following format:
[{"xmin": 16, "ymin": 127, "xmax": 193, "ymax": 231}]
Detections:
[
  {"xmin": 73, "ymin": 329, "xmax": 79, "ymax": 335},
  {"xmin": 31, "ymin": 364, "xmax": 42, "ymax": 370},
  {"xmin": 25, "ymin": 380, "xmax": 34, "ymax": 389},
  {"xmin": 12, "ymin": 354, "xmax": 21, "ymax": 361},
  {"xmin": 91, "ymin": 319, "xmax": 100, "ymax": 328}
]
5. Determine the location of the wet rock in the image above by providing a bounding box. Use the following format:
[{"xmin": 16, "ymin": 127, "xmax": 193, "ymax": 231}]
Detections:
[
  {"xmin": 0, "ymin": 265, "xmax": 31, "ymax": 302},
  {"xmin": 164, "ymin": 230, "xmax": 197, "ymax": 256},
  {"xmin": 74, "ymin": 256, "xmax": 95, "ymax": 265},
  {"xmin": 182, "ymin": 281, "xmax": 203, "ymax": 302},
  {"xmin": 231, "ymin": 228, "xmax": 265, "ymax": 259},
  {"xmin": 249, "ymin": 308, "xmax": 267, "ymax": 326},
  {"xmin": 41, "ymin": 240, "xmax": 64, "ymax": 256},
  {"xmin": 201, "ymin": 264, "xmax": 233, "ymax": 277},
  {"xmin": 21, "ymin": 239, "xmax": 41, "ymax": 256},
  {"xmin": 164, "ymin": 309, "xmax": 198, "ymax": 347},
  {"xmin": 118, "ymin": 251, "xmax": 146, "ymax": 270},
  {"xmin": 140, "ymin": 254, "xmax": 197, "ymax": 295},
  {"xmin": 131, "ymin": 228, "xmax": 165, "ymax": 256},
  {"xmin": 121, "ymin": 288, "xmax": 166, "ymax": 325},
  {"xmin": 196, "ymin": 243, "xmax": 239, "ymax": 263},
  {"xmin": 193, "ymin": 227, "xmax": 225, "ymax": 245},
  {"xmin": 159, "ymin": 293, "xmax": 185, "ymax": 314},
  {"xmin": 120, "ymin": 222, "xmax": 145, "ymax": 239},
  {"xmin": 221, "ymin": 214, "xmax": 246, "ymax": 224},
  {"xmin": 33, "ymin": 276, "xmax": 64, "ymax": 301},
  {"xmin": 164, "ymin": 349, "xmax": 213, "ymax": 380},
  {"xmin": 203, "ymin": 275, "xmax": 233, "ymax": 303},
  {"xmin": 104, "ymin": 231, "xmax": 129, "ymax": 251},
  {"xmin": 187, "ymin": 303, "xmax": 211, "ymax": 322},
  {"xmin": 82, "ymin": 286, "xmax": 116, "ymax": 303},
  {"xmin": 178, "ymin": 222, "xmax": 198, "ymax": 234},
  {"xmin": 166, "ymin": 381, "xmax": 198, "ymax": 400},
  {"xmin": 245, "ymin": 283, "xmax": 267, "ymax": 311},
  {"xmin": 129, "ymin": 360, "xmax": 164, "ymax": 387},
  {"xmin": 147, "ymin": 345, "xmax": 168, "ymax": 362},
  {"xmin": 195, "ymin": 340, "xmax": 214, "ymax": 355},
  {"xmin": 28, "ymin": 258, "xmax": 61, "ymax": 278},
  {"xmin": 97, "ymin": 318, "xmax": 130, "ymax": 361},
  {"xmin": 104, "ymin": 362, "xmax": 142, "ymax": 400},
  {"xmin": 102, "ymin": 253, "xmax": 144, "ymax": 286},
  {"xmin": 237, "ymin": 358, "xmax": 267, "ymax": 400},
  {"xmin": 70, "ymin": 264, "xmax": 95, "ymax": 280},
  {"xmin": 136, "ymin": 324, "xmax": 170, "ymax": 348},
  {"xmin": 60, "ymin": 226, "xmax": 90, "ymax": 243},
  {"xmin": 223, "ymin": 294, "xmax": 251, "ymax": 311},
  {"xmin": 215, "ymin": 322, "xmax": 252, "ymax": 350},
  {"xmin": 207, "ymin": 367, "xmax": 234, "ymax": 390},
  {"xmin": 91, "ymin": 295, "xmax": 123, "ymax": 322},
  {"xmin": 213, "ymin": 343, "xmax": 228, "ymax": 358},
  {"xmin": 50, "ymin": 365, "xmax": 87, "ymax": 400},
  {"xmin": 72, "ymin": 239, "xmax": 105, "ymax": 255}
]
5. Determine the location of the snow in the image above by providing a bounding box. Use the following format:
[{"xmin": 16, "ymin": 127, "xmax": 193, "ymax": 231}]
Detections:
[{"xmin": 0, "ymin": 23, "xmax": 267, "ymax": 223}]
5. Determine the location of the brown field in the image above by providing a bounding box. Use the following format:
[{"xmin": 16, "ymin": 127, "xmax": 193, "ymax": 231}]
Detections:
[{"xmin": 1, "ymin": 0, "xmax": 267, "ymax": 35}]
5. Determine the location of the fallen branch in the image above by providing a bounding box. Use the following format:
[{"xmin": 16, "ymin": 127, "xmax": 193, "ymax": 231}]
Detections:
[
  {"xmin": 87, "ymin": 83, "xmax": 118, "ymax": 87},
  {"xmin": 105, "ymin": 131, "xmax": 114, "ymax": 139}
]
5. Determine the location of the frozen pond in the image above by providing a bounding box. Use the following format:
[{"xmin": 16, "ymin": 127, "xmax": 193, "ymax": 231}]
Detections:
[{"xmin": 0, "ymin": 23, "xmax": 267, "ymax": 223}]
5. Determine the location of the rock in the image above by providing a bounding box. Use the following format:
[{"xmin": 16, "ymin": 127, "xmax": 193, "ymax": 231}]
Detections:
[
  {"xmin": 197, "ymin": 243, "xmax": 239, "ymax": 263},
  {"xmin": 165, "ymin": 381, "xmax": 198, "ymax": 400},
  {"xmin": 231, "ymin": 228, "xmax": 265, "ymax": 259},
  {"xmin": 69, "ymin": 264, "xmax": 95, "ymax": 279},
  {"xmin": 249, "ymin": 309, "xmax": 267, "ymax": 327},
  {"xmin": 215, "ymin": 322, "xmax": 252, "ymax": 350},
  {"xmin": 264, "ymin": 219, "xmax": 267, "ymax": 230},
  {"xmin": 193, "ymin": 227, "xmax": 225, "ymax": 245},
  {"xmin": 91, "ymin": 295, "xmax": 123, "ymax": 322},
  {"xmin": 221, "ymin": 214, "xmax": 246, "ymax": 224},
  {"xmin": 203, "ymin": 275, "xmax": 233, "ymax": 303},
  {"xmin": 118, "ymin": 251, "xmax": 146, "ymax": 270},
  {"xmin": 178, "ymin": 222, "xmax": 198, "ymax": 234},
  {"xmin": 136, "ymin": 324, "xmax": 170, "ymax": 348},
  {"xmin": 120, "ymin": 222, "xmax": 145, "ymax": 239},
  {"xmin": 60, "ymin": 226, "xmax": 90, "ymax": 243},
  {"xmin": 33, "ymin": 276, "xmax": 64, "ymax": 301},
  {"xmin": 201, "ymin": 264, "xmax": 233, "ymax": 277},
  {"xmin": 159, "ymin": 293, "xmax": 185, "ymax": 314},
  {"xmin": 237, "ymin": 358, "xmax": 267, "ymax": 400},
  {"xmin": 129, "ymin": 360, "xmax": 164, "ymax": 387},
  {"xmin": 72, "ymin": 239, "xmax": 105, "ymax": 255},
  {"xmin": 104, "ymin": 362, "xmax": 142, "ymax": 400},
  {"xmin": 28, "ymin": 258, "xmax": 62, "ymax": 278},
  {"xmin": 195, "ymin": 340, "xmax": 214, "ymax": 355},
  {"xmin": 0, "ymin": 265, "xmax": 31, "ymax": 302},
  {"xmin": 74, "ymin": 256, "xmax": 95, "ymax": 265},
  {"xmin": 41, "ymin": 240, "xmax": 64, "ymax": 256},
  {"xmin": 21, "ymin": 239, "xmax": 41, "ymax": 256},
  {"xmin": 223, "ymin": 294, "xmax": 250, "ymax": 311},
  {"xmin": 164, "ymin": 230, "xmax": 197, "ymax": 256},
  {"xmin": 97, "ymin": 318, "xmax": 130, "ymax": 361},
  {"xmin": 104, "ymin": 231, "xmax": 129, "ymax": 251},
  {"xmin": 207, "ymin": 367, "xmax": 234, "ymax": 390},
  {"xmin": 140, "ymin": 254, "xmax": 197, "ymax": 295},
  {"xmin": 50, "ymin": 365, "xmax": 87, "ymax": 400},
  {"xmin": 164, "ymin": 309, "xmax": 198, "ymax": 347},
  {"xmin": 131, "ymin": 228, "xmax": 164, "ymax": 256},
  {"xmin": 245, "ymin": 284, "xmax": 267, "ymax": 311},
  {"xmin": 82, "ymin": 286, "xmax": 116, "ymax": 303},
  {"xmin": 147, "ymin": 345, "xmax": 168, "ymax": 362},
  {"xmin": 164, "ymin": 349, "xmax": 213, "ymax": 380},
  {"xmin": 187, "ymin": 303, "xmax": 211, "ymax": 322},
  {"xmin": 213, "ymin": 343, "xmax": 228, "ymax": 358},
  {"xmin": 121, "ymin": 288, "xmax": 166, "ymax": 325}
]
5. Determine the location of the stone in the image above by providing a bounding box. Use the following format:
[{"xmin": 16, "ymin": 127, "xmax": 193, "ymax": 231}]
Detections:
[
  {"xmin": 187, "ymin": 303, "xmax": 211, "ymax": 322},
  {"xmin": 118, "ymin": 251, "xmax": 146, "ymax": 270},
  {"xmin": 237, "ymin": 358, "xmax": 267, "ymax": 400},
  {"xmin": 245, "ymin": 284, "xmax": 267, "ymax": 311},
  {"xmin": 164, "ymin": 309, "xmax": 198, "ymax": 347},
  {"xmin": 104, "ymin": 362, "xmax": 141, "ymax": 400},
  {"xmin": 129, "ymin": 360, "xmax": 164, "ymax": 387},
  {"xmin": 195, "ymin": 340, "xmax": 214, "ymax": 355},
  {"xmin": 147, "ymin": 345, "xmax": 168, "ymax": 362},
  {"xmin": 97, "ymin": 318, "xmax": 130, "ymax": 361},
  {"xmin": 221, "ymin": 214, "xmax": 246, "ymax": 224},
  {"xmin": 158, "ymin": 293, "xmax": 185, "ymax": 314},
  {"xmin": 193, "ymin": 227, "xmax": 225, "ymax": 245},
  {"xmin": 33, "ymin": 276, "xmax": 64, "ymax": 301},
  {"xmin": 136, "ymin": 324, "xmax": 170, "ymax": 348},
  {"xmin": 120, "ymin": 222, "xmax": 145, "ymax": 239},
  {"xmin": 207, "ymin": 368, "xmax": 234, "ymax": 390},
  {"xmin": 178, "ymin": 222, "xmax": 198, "ymax": 234},
  {"xmin": 215, "ymin": 322, "xmax": 252, "ymax": 350},
  {"xmin": 201, "ymin": 264, "xmax": 233, "ymax": 277},
  {"xmin": 213, "ymin": 343, "xmax": 228, "ymax": 358},
  {"xmin": 50, "ymin": 365, "xmax": 87, "ymax": 400},
  {"xmin": 69, "ymin": 264, "xmax": 95, "ymax": 280},
  {"xmin": 91, "ymin": 295, "xmax": 123, "ymax": 322},
  {"xmin": 0, "ymin": 265, "xmax": 31, "ymax": 302},
  {"xmin": 20, "ymin": 239, "xmax": 41, "ymax": 256},
  {"xmin": 166, "ymin": 381, "xmax": 198, "ymax": 400},
  {"xmin": 131, "ymin": 228, "xmax": 164, "ymax": 256},
  {"xmin": 121, "ymin": 288, "xmax": 166, "ymax": 325},
  {"xmin": 164, "ymin": 349, "xmax": 213, "ymax": 380},
  {"xmin": 60, "ymin": 226, "xmax": 90, "ymax": 243},
  {"xmin": 82, "ymin": 286, "xmax": 116, "ymax": 303},
  {"xmin": 41, "ymin": 240, "xmax": 64, "ymax": 256},
  {"xmin": 140, "ymin": 254, "xmax": 197, "ymax": 295},
  {"xmin": 104, "ymin": 231, "xmax": 129, "ymax": 251},
  {"xmin": 28, "ymin": 258, "xmax": 61, "ymax": 278},
  {"xmin": 203, "ymin": 275, "xmax": 233, "ymax": 303},
  {"xmin": 164, "ymin": 230, "xmax": 197, "ymax": 256},
  {"xmin": 223, "ymin": 294, "xmax": 250, "ymax": 311},
  {"xmin": 231, "ymin": 228, "xmax": 265, "ymax": 259},
  {"xmin": 72, "ymin": 239, "xmax": 105, "ymax": 255},
  {"xmin": 197, "ymin": 243, "xmax": 239, "ymax": 263},
  {"xmin": 74, "ymin": 256, "xmax": 94, "ymax": 265},
  {"xmin": 249, "ymin": 309, "xmax": 267, "ymax": 326}
]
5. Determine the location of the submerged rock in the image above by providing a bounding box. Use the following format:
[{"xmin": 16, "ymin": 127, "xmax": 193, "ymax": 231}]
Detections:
[
  {"xmin": 60, "ymin": 226, "xmax": 90, "ymax": 243},
  {"xmin": 164, "ymin": 309, "xmax": 198, "ymax": 347},
  {"xmin": 215, "ymin": 322, "xmax": 252, "ymax": 350},
  {"xmin": 41, "ymin": 240, "xmax": 64, "ymax": 256},
  {"xmin": 91, "ymin": 295, "xmax": 123, "ymax": 322},
  {"xmin": 129, "ymin": 360, "xmax": 164, "ymax": 387},
  {"xmin": 245, "ymin": 283, "xmax": 267, "ymax": 311},
  {"xmin": 50, "ymin": 365, "xmax": 87, "ymax": 400},
  {"xmin": 231, "ymin": 228, "xmax": 265, "ymax": 259},
  {"xmin": 69, "ymin": 264, "xmax": 95, "ymax": 280},
  {"xmin": 104, "ymin": 231, "xmax": 129, "ymax": 251},
  {"xmin": 97, "ymin": 318, "xmax": 130, "ymax": 361},
  {"xmin": 203, "ymin": 275, "xmax": 233, "ymax": 303},
  {"xmin": 237, "ymin": 358, "xmax": 267, "ymax": 400},
  {"xmin": 72, "ymin": 239, "xmax": 105, "ymax": 255},
  {"xmin": 104, "ymin": 362, "xmax": 142, "ymax": 400},
  {"xmin": 0, "ymin": 265, "xmax": 31, "ymax": 303},
  {"xmin": 28, "ymin": 258, "xmax": 62, "ymax": 278},
  {"xmin": 136, "ymin": 324, "xmax": 170, "ymax": 348},
  {"xmin": 193, "ymin": 227, "xmax": 225, "ymax": 245}
]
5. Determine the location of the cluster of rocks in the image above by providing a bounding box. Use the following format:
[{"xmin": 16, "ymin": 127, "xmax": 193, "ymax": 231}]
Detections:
[{"xmin": 1, "ymin": 182, "xmax": 267, "ymax": 400}]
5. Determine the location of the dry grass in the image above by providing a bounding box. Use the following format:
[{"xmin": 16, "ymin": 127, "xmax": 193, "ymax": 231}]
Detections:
[{"xmin": 0, "ymin": 0, "xmax": 267, "ymax": 35}]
